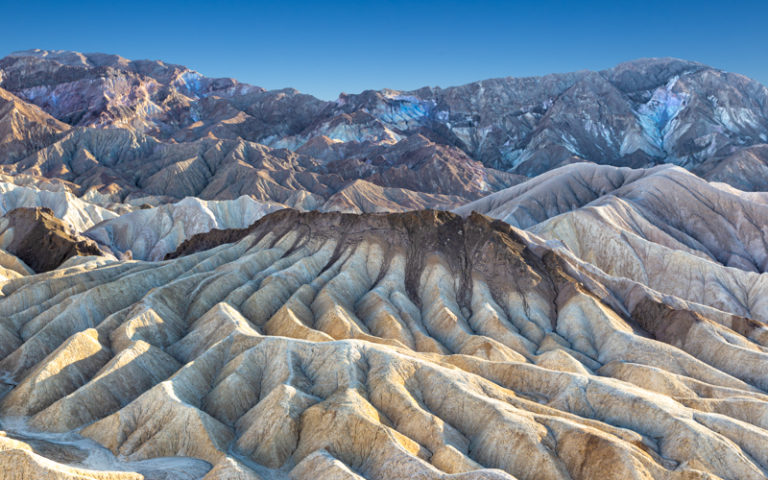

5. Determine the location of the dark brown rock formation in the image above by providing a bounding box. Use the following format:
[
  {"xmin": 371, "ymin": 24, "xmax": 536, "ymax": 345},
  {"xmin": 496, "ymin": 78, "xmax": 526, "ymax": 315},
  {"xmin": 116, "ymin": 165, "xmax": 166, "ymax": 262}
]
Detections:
[{"xmin": 0, "ymin": 207, "xmax": 103, "ymax": 272}]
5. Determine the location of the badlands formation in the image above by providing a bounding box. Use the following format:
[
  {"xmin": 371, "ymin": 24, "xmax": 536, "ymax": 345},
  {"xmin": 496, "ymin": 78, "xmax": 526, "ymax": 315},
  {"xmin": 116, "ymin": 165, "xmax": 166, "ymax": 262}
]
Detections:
[
  {"xmin": 2, "ymin": 190, "xmax": 768, "ymax": 479},
  {"xmin": 1, "ymin": 49, "xmax": 768, "ymax": 479}
]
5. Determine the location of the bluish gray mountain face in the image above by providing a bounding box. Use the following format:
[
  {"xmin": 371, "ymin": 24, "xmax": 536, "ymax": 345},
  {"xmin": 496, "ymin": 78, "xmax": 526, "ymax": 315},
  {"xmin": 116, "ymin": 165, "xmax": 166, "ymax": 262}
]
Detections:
[
  {"xmin": 1, "ymin": 50, "xmax": 768, "ymax": 205},
  {"xmin": 2, "ymin": 50, "xmax": 768, "ymax": 480}
]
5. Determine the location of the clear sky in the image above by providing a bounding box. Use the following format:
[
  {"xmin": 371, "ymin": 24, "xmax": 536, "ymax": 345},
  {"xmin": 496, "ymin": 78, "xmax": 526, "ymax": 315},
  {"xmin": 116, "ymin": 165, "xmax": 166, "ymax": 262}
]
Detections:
[{"xmin": 1, "ymin": 0, "xmax": 765, "ymax": 99}]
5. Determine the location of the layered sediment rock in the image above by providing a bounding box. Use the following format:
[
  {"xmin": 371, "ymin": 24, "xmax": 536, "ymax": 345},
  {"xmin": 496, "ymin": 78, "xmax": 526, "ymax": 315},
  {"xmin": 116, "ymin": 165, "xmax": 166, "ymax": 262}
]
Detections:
[
  {"xmin": 460, "ymin": 163, "xmax": 768, "ymax": 328},
  {"xmin": 1, "ymin": 209, "xmax": 767, "ymax": 479}
]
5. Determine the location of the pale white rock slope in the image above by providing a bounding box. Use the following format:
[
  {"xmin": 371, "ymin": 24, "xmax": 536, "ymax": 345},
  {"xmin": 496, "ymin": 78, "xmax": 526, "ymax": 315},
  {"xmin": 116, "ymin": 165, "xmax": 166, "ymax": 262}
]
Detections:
[
  {"xmin": 0, "ymin": 182, "xmax": 118, "ymax": 232},
  {"xmin": 85, "ymin": 195, "xmax": 283, "ymax": 261},
  {"xmin": 0, "ymin": 249, "xmax": 33, "ymax": 280},
  {"xmin": 459, "ymin": 163, "xmax": 768, "ymax": 323}
]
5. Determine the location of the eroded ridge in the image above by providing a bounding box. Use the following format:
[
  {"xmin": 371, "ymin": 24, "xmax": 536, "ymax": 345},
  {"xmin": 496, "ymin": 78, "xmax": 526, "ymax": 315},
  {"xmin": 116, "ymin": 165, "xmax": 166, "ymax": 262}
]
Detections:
[{"xmin": 1, "ymin": 210, "xmax": 767, "ymax": 480}]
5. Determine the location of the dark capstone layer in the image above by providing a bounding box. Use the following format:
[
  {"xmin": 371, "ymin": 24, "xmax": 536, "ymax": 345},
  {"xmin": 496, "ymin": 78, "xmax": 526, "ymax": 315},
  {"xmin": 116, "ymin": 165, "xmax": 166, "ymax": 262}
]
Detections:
[{"xmin": 2, "ymin": 207, "xmax": 103, "ymax": 272}]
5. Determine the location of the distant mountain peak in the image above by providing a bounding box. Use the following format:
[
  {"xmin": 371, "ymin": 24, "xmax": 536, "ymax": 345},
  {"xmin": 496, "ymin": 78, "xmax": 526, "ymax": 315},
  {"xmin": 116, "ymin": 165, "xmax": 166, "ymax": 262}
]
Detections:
[{"xmin": 0, "ymin": 49, "xmax": 766, "ymax": 213}]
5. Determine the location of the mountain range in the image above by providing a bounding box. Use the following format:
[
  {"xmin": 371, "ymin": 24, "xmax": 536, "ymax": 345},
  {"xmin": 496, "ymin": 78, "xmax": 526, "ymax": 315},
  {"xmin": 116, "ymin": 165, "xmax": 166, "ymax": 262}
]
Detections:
[
  {"xmin": 1, "ymin": 49, "xmax": 768, "ymax": 480},
  {"xmin": 3, "ymin": 49, "xmax": 768, "ymax": 208}
]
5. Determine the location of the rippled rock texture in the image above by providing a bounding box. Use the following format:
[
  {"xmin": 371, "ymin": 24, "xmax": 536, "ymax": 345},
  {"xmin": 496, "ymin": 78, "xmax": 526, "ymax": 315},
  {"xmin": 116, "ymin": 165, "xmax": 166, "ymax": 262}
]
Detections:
[{"xmin": 1, "ymin": 209, "xmax": 767, "ymax": 479}]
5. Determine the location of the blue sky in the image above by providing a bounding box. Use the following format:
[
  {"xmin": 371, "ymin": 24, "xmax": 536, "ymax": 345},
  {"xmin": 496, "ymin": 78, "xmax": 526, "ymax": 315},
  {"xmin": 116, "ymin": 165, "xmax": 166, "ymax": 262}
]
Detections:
[{"xmin": 1, "ymin": 0, "xmax": 765, "ymax": 99}]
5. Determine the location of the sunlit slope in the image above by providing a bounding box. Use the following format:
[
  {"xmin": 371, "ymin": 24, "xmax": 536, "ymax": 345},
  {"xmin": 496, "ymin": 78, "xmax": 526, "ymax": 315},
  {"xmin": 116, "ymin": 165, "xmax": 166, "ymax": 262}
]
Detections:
[{"xmin": 0, "ymin": 210, "xmax": 767, "ymax": 479}]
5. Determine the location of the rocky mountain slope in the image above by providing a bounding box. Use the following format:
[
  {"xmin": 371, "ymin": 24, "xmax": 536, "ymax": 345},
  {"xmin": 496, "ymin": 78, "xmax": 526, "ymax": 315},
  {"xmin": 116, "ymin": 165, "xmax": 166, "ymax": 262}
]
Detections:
[
  {"xmin": 0, "ymin": 181, "xmax": 117, "ymax": 231},
  {"xmin": 1, "ymin": 49, "xmax": 767, "ymax": 211},
  {"xmin": 0, "ymin": 172, "xmax": 468, "ymax": 262},
  {"xmin": 85, "ymin": 195, "xmax": 283, "ymax": 261},
  {"xmin": 2, "ymin": 209, "xmax": 768, "ymax": 479},
  {"xmin": 457, "ymin": 164, "xmax": 768, "ymax": 326},
  {"xmin": 0, "ymin": 50, "xmax": 522, "ymax": 210}
]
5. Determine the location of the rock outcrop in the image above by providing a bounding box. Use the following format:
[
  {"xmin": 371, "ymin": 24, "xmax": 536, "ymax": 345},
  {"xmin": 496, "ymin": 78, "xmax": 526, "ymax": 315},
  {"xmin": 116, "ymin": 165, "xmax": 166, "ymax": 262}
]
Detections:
[{"xmin": 0, "ymin": 207, "xmax": 104, "ymax": 272}]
